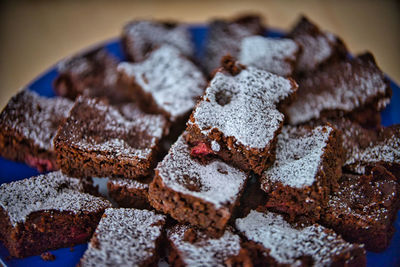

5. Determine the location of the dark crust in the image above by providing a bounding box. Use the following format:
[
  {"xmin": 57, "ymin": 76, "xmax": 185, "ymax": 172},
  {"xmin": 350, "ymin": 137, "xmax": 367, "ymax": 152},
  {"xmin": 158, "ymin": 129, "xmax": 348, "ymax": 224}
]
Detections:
[
  {"xmin": 148, "ymin": 173, "xmax": 246, "ymax": 238},
  {"xmin": 167, "ymin": 238, "xmax": 188, "ymax": 267},
  {"xmin": 107, "ymin": 178, "xmax": 152, "ymax": 210},
  {"xmin": 261, "ymin": 126, "xmax": 343, "ymax": 223},
  {"xmin": 0, "ymin": 208, "xmax": 105, "ymax": 258}
]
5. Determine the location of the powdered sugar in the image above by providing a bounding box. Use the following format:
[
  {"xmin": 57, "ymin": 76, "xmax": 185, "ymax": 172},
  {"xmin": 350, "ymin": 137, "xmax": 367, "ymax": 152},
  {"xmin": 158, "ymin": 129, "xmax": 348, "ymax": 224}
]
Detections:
[
  {"xmin": 109, "ymin": 178, "xmax": 149, "ymax": 190},
  {"xmin": 239, "ymin": 36, "xmax": 299, "ymax": 76},
  {"xmin": 0, "ymin": 171, "xmax": 111, "ymax": 226},
  {"xmin": 80, "ymin": 208, "xmax": 165, "ymax": 266},
  {"xmin": 211, "ymin": 140, "xmax": 220, "ymax": 152}
]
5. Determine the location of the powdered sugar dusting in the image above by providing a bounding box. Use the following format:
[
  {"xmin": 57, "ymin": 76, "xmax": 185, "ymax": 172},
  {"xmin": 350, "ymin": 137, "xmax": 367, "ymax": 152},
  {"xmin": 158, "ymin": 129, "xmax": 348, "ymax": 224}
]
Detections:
[
  {"xmin": 167, "ymin": 224, "xmax": 241, "ymax": 266},
  {"xmin": 157, "ymin": 135, "xmax": 247, "ymax": 209},
  {"xmin": 0, "ymin": 171, "xmax": 112, "ymax": 226},
  {"xmin": 239, "ymin": 36, "xmax": 299, "ymax": 76},
  {"xmin": 236, "ymin": 210, "xmax": 362, "ymax": 266},
  {"xmin": 109, "ymin": 178, "xmax": 149, "ymax": 190},
  {"xmin": 80, "ymin": 208, "xmax": 165, "ymax": 266},
  {"xmin": 191, "ymin": 67, "xmax": 296, "ymax": 148}
]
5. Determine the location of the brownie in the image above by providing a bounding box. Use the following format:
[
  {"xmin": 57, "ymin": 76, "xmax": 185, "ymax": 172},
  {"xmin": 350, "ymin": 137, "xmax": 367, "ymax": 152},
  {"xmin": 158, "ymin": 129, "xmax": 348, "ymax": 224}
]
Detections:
[
  {"xmin": 80, "ymin": 208, "xmax": 166, "ymax": 266},
  {"xmin": 122, "ymin": 20, "xmax": 194, "ymax": 62},
  {"xmin": 54, "ymin": 96, "xmax": 168, "ymax": 179},
  {"xmin": 107, "ymin": 177, "xmax": 152, "ymax": 210},
  {"xmin": 167, "ymin": 224, "xmax": 242, "ymax": 266},
  {"xmin": 186, "ymin": 58, "xmax": 298, "ymax": 174},
  {"xmin": 261, "ymin": 125, "xmax": 343, "ymax": 222},
  {"xmin": 203, "ymin": 14, "xmax": 266, "ymax": 74},
  {"xmin": 117, "ymin": 45, "xmax": 206, "ymax": 125},
  {"xmin": 289, "ymin": 16, "xmax": 348, "ymax": 75},
  {"xmin": 285, "ymin": 53, "xmax": 392, "ymax": 127},
  {"xmin": 148, "ymin": 134, "xmax": 248, "ymax": 237},
  {"xmin": 235, "ymin": 210, "xmax": 366, "ymax": 266},
  {"xmin": 0, "ymin": 90, "xmax": 73, "ymax": 172},
  {"xmin": 0, "ymin": 171, "xmax": 112, "ymax": 258},
  {"xmin": 239, "ymin": 36, "xmax": 300, "ymax": 77},
  {"xmin": 321, "ymin": 165, "xmax": 400, "ymax": 252}
]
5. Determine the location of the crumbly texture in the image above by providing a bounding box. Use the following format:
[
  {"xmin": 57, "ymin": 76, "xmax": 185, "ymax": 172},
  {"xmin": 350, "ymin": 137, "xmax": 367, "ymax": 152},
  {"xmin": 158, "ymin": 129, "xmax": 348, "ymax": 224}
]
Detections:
[
  {"xmin": 122, "ymin": 20, "xmax": 194, "ymax": 62},
  {"xmin": 187, "ymin": 59, "xmax": 298, "ymax": 174},
  {"xmin": 0, "ymin": 171, "xmax": 112, "ymax": 258},
  {"xmin": 107, "ymin": 177, "xmax": 152, "ymax": 210},
  {"xmin": 261, "ymin": 125, "xmax": 343, "ymax": 222},
  {"xmin": 148, "ymin": 134, "xmax": 248, "ymax": 237},
  {"xmin": 235, "ymin": 210, "xmax": 366, "ymax": 266},
  {"xmin": 54, "ymin": 96, "xmax": 168, "ymax": 179},
  {"xmin": 203, "ymin": 14, "xmax": 265, "ymax": 74},
  {"xmin": 289, "ymin": 16, "xmax": 347, "ymax": 74},
  {"xmin": 321, "ymin": 166, "xmax": 400, "ymax": 252},
  {"xmin": 80, "ymin": 208, "xmax": 166, "ymax": 267},
  {"xmin": 117, "ymin": 45, "xmax": 206, "ymax": 123},
  {"xmin": 0, "ymin": 90, "xmax": 73, "ymax": 172},
  {"xmin": 167, "ymin": 224, "xmax": 241, "ymax": 267},
  {"xmin": 239, "ymin": 36, "xmax": 300, "ymax": 77},
  {"xmin": 285, "ymin": 53, "xmax": 392, "ymax": 126}
]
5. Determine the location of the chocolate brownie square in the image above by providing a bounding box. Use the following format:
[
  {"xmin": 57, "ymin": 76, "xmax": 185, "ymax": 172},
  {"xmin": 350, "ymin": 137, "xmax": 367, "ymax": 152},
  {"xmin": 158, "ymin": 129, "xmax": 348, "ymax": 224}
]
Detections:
[
  {"xmin": 80, "ymin": 208, "xmax": 166, "ymax": 266},
  {"xmin": 289, "ymin": 16, "xmax": 348, "ymax": 75},
  {"xmin": 261, "ymin": 125, "xmax": 343, "ymax": 222},
  {"xmin": 203, "ymin": 14, "xmax": 266, "ymax": 74},
  {"xmin": 235, "ymin": 210, "xmax": 366, "ymax": 266},
  {"xmin": 186, "ymin": 58, "xmax": 298, "ymax": 174},
  {"xmin": 117, "ymin": 45, "xmax": 206, "ymax": 124},
  {"xmin": 239, "ymin": 36, "xmax": 300, "ymax": 77},
  {"xmin": 107, "ymin": 177, "xmax": 152, "ymax": 210},
  {"xmin": 285, "ymin": 53, "xmax": 392, "ymax": 127},
  {"xmin": 54, "ymin": 96, "xmax": 168, "ymax": 179},
  {"xmin": 321, "ymin": 165, "xmax": 400, "ymax": 252},
  {"xmin": 0, "ymin": 171, "xmax": 112, "ymax": 258},
  {"xmin": 148, "ymin": 134, "xmax": 248, "ymax": 237},
  {"xmin": 167, "ymin": 224, "xmax": 242, "ymax": 266},
  {"xmin": 0, "ymin": 90, "xmax": 73, "ymax": 172},
  {"xmin": 122, "ymin": 20, "xmax": 194, "ymax": 62}
]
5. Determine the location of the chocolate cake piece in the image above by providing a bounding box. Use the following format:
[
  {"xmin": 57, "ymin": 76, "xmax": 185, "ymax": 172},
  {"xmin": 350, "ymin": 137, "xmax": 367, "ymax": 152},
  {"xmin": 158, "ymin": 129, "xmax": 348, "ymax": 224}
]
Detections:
[
  {"xmin": 321, "ymin": 166, "xmax": 400, "ymax": 252},
  {"xmin": 54, "ymin": 96, "xmax": 168, "ymax": 179},
  {"xmin": 285, "ymin": 53, "xmax": 392, "ymax": 126},
  {"xmin": 80, "ymin": 208, "xmax": 166, "ymax": 266},
  {"xmin": 148, "ymin": 134, "xmax": 248, "ymax": 237},
  {"xmin": 167, "ymin": 224, "xmax": 242, "ymax": 266},
  {"xmin": 239, "ymin": 36, "xmax": 300, "ymax": 77},
  {"xmin": 107, "ymin": 177, "xmax": 152, "ymax": 210},
  {"xmin": 261, "ymin": 125, "xmax": 343, "ymax": 222},
  {"xmin": 186, "ymin": 59, "xmax": 298, "ymax": 174},
  {"xmin": 117, "ymin": 45, "xmax": 206, "ymax": 124},
  {"xmin": 289, "ymin": 16, "xmax": 347, "ymax": 74},
  {"xmin": 203, "ymin": 14, "xmax": 265, "ymax": 74},
  {"xmin": 235, "ymin": 210, "xmax": 366, "ymax": 266},
  {"xmin": 122, "ymin": 20, "xmax": 194, "ymax": 62},
  {"xmin": 0, "ymin": 171, "xmax": 112, "ymax": 258},
  {"xmin": 0, "ymin": 90, "xmax": 73, "ymax": 172}
]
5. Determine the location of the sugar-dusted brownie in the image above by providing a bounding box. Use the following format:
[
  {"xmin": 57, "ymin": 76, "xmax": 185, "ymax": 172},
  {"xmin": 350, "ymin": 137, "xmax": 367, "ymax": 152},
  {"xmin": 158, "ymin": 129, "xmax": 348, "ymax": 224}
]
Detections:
[
  {"xmin": 107, "ymin": 177, "xmax": 152, "ymax": 209},
  {"xmin": 122, "ymin": 20, "xmax": 194, "ymax": 62},
  {"xmin": 80, "ymin": 208, "xmax": 166, "ymax": 266},
  {"xmin": 148, "ymin": 134, "xmax": 248, "ymax": 237},
  {"xmin": 117, "ymin": 45, "xmax": 206, "ymax": 124},
  {"xmin": 321, "ymin": 165, "xmax": 400, "ymax": 252},
  {"xmin": 54, "ymin": 96, "xmax": 169, "ymax": 179},
  {"xmin": 186, "ymin": 57, "xmax": 298, "ymax": 174},
  {"xmin": 0, "ymin": 171, "xmax": 112, "ymax": 258},
  {"xmin": 285, "ymin": 53, "xmax": 392, "ymax": 126},
  {"xmin": 167, "ymin": 224, "xmax": 242, "ymax": 266},
  {"xmin": 235, "ymin": 210, "xmax": 366, "ymax": 266},
  {"xmin": 289, "ymin": 16, "xmax": 348, "ymax": 75},
  {"xmin": 261, "ymin": 125, "xmax": 343, "ymax": 222},
  {"xmin": 203, "ymin": 14, "xmax": 266, "ymax": 74},
  {"xmin": 0, "ymin": 90, "xmax": 73, "ymax": 172},
  {"xmin": 239, "ymin": 36, "xmax": 300, "ymax": 77}
]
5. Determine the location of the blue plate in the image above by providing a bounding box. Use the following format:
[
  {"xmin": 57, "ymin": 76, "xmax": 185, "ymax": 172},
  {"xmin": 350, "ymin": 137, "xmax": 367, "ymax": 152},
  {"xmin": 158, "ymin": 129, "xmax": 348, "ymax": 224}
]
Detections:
[{"xmin": 0, "ymin": 26, "xmax": 399, "ymax": 267}]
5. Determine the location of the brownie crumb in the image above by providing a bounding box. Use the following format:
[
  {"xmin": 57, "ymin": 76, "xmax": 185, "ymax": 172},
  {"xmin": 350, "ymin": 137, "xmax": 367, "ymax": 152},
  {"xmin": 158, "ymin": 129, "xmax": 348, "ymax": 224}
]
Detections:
[
  {"xmin": 221, "ymin": 55, "xmax": 246, "ymax": 76},
  {"xmin": 41, "ymin": 252, "xmax": 56, "ymax": 261}
]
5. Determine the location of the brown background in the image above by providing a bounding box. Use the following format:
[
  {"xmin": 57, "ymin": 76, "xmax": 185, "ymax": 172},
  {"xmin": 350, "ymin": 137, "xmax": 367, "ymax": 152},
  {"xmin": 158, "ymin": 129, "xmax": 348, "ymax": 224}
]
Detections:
[{"xmin": 1, "ymin": 0, "xmax": 399, "ymax": 109}]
